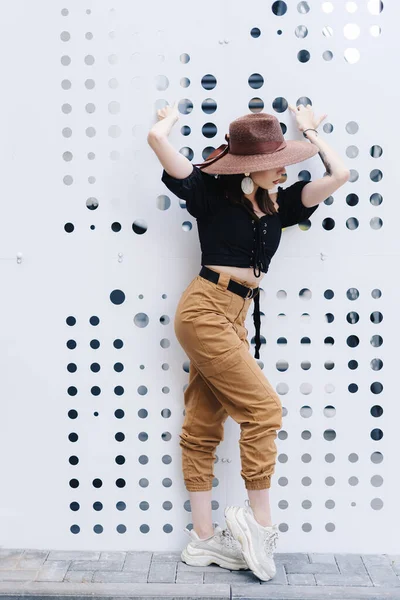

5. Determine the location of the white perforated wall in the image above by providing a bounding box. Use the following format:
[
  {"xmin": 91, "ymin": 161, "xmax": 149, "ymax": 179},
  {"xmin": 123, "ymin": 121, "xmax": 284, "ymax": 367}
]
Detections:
[{"xmin": 0, "ymin": 0, "xmax": 398, "ymax": 553}]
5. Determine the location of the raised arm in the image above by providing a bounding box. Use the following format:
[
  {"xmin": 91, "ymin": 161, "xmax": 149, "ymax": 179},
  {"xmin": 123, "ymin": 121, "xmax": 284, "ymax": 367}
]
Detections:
[
  {"xmin": 147, "ymin": 102, "xmax": 224, "ymax": 219},
  {"xmin": 147, "ymin": 102, "xmax": 193, "ymax": 179}
]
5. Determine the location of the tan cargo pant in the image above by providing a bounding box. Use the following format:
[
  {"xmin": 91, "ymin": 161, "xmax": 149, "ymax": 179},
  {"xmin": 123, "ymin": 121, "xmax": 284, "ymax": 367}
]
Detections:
[{"xmin": 174, "ymin": 268, "xmax": 283, "ymax": 492}]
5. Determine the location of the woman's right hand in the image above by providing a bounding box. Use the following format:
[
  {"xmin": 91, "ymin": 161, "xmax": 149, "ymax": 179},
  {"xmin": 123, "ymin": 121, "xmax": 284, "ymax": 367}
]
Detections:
[{"xmin": 157, "ymin": 100, "xmax": 179, "ymax": 123}]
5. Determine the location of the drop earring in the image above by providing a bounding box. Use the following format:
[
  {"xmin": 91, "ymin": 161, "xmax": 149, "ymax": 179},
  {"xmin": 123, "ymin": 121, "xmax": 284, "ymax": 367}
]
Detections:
[
  {"xmin": 241, "ymin": 172, "xmax": 254, "ymax": 194},
  {"xmin": 278, "ymin": 172, "xmax": 287, "ymax": 184}
]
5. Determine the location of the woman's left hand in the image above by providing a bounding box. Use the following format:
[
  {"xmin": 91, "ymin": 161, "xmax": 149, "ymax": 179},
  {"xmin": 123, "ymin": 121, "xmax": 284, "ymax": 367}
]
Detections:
[{"xmin": 288, "ymin": 103, "xmax": 328, "ymax": 133}]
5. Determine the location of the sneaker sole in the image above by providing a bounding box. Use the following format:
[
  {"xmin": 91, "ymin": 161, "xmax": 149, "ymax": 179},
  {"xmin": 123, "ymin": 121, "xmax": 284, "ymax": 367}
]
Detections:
[
  {"xmin": 224, "ymin": 505, "xmax": 275, "ymax": 581},
  {"xmin": 181, "ymin": 546, "xmax": 248, "ymax": 571}
]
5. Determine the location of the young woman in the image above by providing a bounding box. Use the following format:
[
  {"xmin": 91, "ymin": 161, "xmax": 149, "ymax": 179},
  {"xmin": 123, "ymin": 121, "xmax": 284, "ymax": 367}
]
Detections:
[{"xmin": 147, "ymin": 105, "xmax": 349, "ymax": 581}]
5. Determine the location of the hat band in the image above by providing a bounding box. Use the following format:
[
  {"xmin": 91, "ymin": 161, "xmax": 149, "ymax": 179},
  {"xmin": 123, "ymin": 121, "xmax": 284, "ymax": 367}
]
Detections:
[
  {"xmin": 193, "ymin": 136, "xmax": 287, "ymax": 169},
  {"xmin": 230, "ymin": 138, "xmax": 286, "ymax": 155}
]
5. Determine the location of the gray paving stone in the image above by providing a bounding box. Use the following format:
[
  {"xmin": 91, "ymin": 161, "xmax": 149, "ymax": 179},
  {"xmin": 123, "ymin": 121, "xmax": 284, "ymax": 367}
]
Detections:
[
  {"xmin": 285, "ymin": 561, "xmax": 339, "ymax": 574},
  {"xmin": 47, "ymin": 550, "xmax": 101, "ymax": 561},
  {"xmin": 34, "ymin": 559, "xmax": 70, "ymax": 582},
  {"xmin": 366, "ymin": 565, "xmax": 400, "ymax": 586},
  {"xmin": 0, "ymin": 557, "xmax": 20, "ymax": 569},
  {"xmin": 92, "ymin": 569, "xmax": 149, "ymax": 583},
  {"xmin": 336, "ymin": 552, "xmax": 364, "ymax": 562},
  {"xmin": 152, "ymin": 551, "xmax": 182, "ymax": 563},
  {"xmin": 232, "ymin": 584, "xmax": 400, "ymax": 598},
  {"xmin": 259, "ymin": 564, "xmax": 288, "ymax": 585},
  {"xmin": 123, "ymin": 550, "xmax": 153, "ymax": 571},
  {"xmin": 63, "ymin": 569, "xmax": 94, "ymax": 583},
  {"xmin": 309, "ymin": 553, "xmax": 337, "ymax": 564},
  {"xmin": 335, "ymin": 553, "xmax": 368, "ymax": 574},
  {"xmin": 175, "ymin": 569, "xmax": 204, "ymax": 583},
  {"xmin": 275, "ymin": 552, "xmax": 310, "ymax": 564},
  {"xmin": 0, "ymin": 550, "xmax": 24, "ymax": 569},
  {"xmin": 0, "ymin": 569, "xmax": 38, "ymax": 581},
  {"xmin": 204, "ymin": 570, "xmax": 259, "ymax": 584},
  {"xmin": 314, "ymin": 573, "xmax": 373, "ymax": 586},
  {"xmin": 15, "ymin": 550, "xmax": 49, "ymax": 569},
  {"xmin": 99, "ymin": 550, "xmax": 126, "ymax": 562},
  {"xmin": 287, "ymin": 572, "xmax": 317, "ymax": 585},
  {"xmin": 362, "ymin": 554, "xmax": 392, "ymax": 567},
  {"xmin": 147, "ymin": 561, "xmax": 177, "ymax": 583},
  {"xmin": 388, "ymin": 557, "xmax": 400, "ymax": 575},
  {"xmin": 68, "ymin": 558, "xmax": 124, "ymax": 571},
  {"xmin": 0, "ymin": 549, "xmax": 24, "ymax": 559}
]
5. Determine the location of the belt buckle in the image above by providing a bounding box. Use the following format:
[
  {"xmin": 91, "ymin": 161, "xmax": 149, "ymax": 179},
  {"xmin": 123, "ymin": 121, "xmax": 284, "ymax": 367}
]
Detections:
[{"xmin": 245, "ymin": 286, "xmax": 255, "ymax": 299}]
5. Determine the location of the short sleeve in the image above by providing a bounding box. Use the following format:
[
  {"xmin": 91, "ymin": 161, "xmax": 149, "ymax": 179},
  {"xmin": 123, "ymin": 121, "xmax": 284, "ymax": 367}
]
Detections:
[
  {"xmin": 161, "ymin": 165, "xmax": 223, "ymax": 219},
  {"xmin": 277, "ymin": 180, "xmax": 319, "ymax": 228}
]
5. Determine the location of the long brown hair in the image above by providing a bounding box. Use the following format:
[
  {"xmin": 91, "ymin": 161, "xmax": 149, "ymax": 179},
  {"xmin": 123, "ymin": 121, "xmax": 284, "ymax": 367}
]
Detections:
[{"xmin": 217, "ymin": 173, "xmax": 279, "ymax": 223}]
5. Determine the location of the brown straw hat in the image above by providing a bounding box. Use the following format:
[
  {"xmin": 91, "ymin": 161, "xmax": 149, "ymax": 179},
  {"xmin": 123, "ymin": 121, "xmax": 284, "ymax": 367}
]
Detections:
[{"xmin": 193, "ymin": 112, "xmax": 319, "ymax": 175}]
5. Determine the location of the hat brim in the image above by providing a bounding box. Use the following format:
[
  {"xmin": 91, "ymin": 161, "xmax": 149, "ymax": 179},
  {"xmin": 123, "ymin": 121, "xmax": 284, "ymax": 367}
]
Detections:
[{"xmin": 198, "ymin": 140, "xmax": 319, "ymax": 175}]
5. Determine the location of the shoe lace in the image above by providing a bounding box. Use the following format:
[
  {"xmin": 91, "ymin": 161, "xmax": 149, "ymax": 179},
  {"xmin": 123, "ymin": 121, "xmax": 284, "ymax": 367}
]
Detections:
[
  {"xmin": 216, "ymin": 527, "xmax": 239, "ymax": 550},
  {"xmin": 263, "ymin": 528, "xmax": 279, "ymax": 556}
]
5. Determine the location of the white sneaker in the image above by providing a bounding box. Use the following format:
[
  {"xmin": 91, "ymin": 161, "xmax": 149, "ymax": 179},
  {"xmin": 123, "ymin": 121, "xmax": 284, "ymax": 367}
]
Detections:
[
  {"xmin": 181, "ymin": 523, "xmax": 249, "ymax": 570},
  {"xmin": 224, "ymin": 499, "xmax": 279, "ymax": 581}
]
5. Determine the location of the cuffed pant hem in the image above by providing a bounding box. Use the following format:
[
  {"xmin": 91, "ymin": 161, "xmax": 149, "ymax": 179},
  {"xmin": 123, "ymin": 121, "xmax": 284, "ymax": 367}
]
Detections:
[
  {"xmin": 186, "ymin": 486, "xmax": 213, "ymax": 492},
  {"xmin": 245, "ymin": 478, "xmax": 271, "ymax": 490}
]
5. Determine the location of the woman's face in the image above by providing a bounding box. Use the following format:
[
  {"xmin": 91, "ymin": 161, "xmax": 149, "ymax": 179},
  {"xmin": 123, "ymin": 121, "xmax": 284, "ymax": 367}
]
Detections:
[{"xmin": 250, "ymin": 167, "xmax": 286, "ymax": 190}]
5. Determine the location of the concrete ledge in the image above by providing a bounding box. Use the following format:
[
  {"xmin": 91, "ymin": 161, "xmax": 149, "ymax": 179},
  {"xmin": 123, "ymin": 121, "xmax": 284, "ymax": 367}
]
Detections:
[
  {"xmin": 0, "ymin": 581, "xmax": 230, "ymax": 599},
  {"xmin": 1, "ymin": 580, "xmax": 400, "ymax": 600},
  {"xmin": 232, "ymin": 583, "xmax": 400, "ymax": 599}
]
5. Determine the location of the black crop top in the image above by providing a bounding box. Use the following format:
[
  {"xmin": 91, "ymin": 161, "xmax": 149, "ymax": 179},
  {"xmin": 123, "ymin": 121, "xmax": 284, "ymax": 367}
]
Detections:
[{"xmin": 161, "ymin": 165, "xmax": 319, "ymax": 358}]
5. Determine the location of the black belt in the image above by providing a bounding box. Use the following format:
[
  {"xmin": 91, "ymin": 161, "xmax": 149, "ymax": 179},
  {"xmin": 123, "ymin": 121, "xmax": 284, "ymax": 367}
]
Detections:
[{"xmin": 199, "ymin": 266, "xmax": 261, "ymax": 359}]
